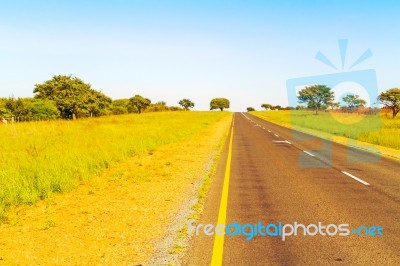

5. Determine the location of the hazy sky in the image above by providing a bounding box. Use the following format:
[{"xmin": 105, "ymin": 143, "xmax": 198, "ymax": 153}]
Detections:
[{"xmin": 0, "ymin": 0, "xmax": 399, "ymax": 111}]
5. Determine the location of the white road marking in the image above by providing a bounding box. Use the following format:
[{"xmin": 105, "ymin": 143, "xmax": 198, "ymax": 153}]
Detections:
[
  {"xmin": 303, "ymin": 151, "xmax": 315, "ymax": 157},
  {"xmin": 273, "ymin": 140, "xmax": 292, "ymax": 144},
  {"xmin": 341, "ymin": 171, "xmax": 370, "ymax": 186},
  {"xmin": 274, "ymin": 134, "xmax": 279, "ymax": 137},
  {"xmin": 268, "ymin": 130, "xmax": 271, "ymax": 132},
  {"xmin": 241, "ymin": 112, "xmax": 251, "ymax": 120}
]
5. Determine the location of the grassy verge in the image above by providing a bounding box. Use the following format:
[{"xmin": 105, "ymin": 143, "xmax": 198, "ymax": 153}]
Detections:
[
  {"xmin": 0, "ymin": 111, "xmax": 233, "ymax": 265},
  {"xmin": 0, "ymin": 112, "xmax": 229, "ymax": 220},
  {"xmin": 251, "ymin": 110, "xmax": 400, "ymax": 150}
]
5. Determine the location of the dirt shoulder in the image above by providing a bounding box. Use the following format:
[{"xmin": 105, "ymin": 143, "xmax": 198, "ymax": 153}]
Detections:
[{"xmin": 0, "ymin": 114, "xmax": 232, "ymax": 265}]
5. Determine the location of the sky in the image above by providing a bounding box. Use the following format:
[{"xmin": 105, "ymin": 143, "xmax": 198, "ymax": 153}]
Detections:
[{"xmin": 0, "ymin": 0, "xmax": 399, "ymax": 111}]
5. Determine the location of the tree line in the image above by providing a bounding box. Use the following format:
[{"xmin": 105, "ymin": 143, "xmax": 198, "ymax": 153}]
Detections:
[
  {"xmin": 1, "ymin": 75, "xmax": 231, "ymax": 121},
  {"xmin": 251, "ymin": 85, "xmax": 400, "ymax": 118}
]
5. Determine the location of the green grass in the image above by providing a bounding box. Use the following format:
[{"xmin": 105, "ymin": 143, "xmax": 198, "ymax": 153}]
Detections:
[
  {"xmin": 41, "ymin": 219, "xmax": 56, "ymax": 230},
  {"xmin": 251, "ymin": 110, "xmax": 400, "ymax": 150},
  {"xmin": 0, "ymin": 111, "xmax": 230, "ymax": 220}
]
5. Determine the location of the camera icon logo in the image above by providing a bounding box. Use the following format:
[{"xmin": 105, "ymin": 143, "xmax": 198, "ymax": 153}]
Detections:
[{"xmin": 286, "ymin": 39, "xmax": 382, "ymax": 168}]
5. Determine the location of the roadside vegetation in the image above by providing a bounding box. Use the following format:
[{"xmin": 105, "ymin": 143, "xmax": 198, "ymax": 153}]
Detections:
[
  {"xmin": 251, "ymin": 110, "xmax": 400, "ymax": 150},
  {"xmin": 0, "ymin": 111, "xmax": 229, "ymax": 220},
  {"xmin": 253, "ymin": 86, "xmax": 399, "ymax": 150}
]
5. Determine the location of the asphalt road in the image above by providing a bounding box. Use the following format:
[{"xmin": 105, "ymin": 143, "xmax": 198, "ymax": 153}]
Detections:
[{"xmin": 183, "ymin": 112, "xmax": 400, "ymax": 265}]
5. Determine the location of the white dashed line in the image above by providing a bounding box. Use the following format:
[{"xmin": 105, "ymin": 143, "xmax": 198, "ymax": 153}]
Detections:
[
  {"xmin": 268, "ymin": 130, "xmax": 271, "ymax": 132},
  {"xmin": 303, "ymin": 151, "xmax": 315, "ymax": 157},
  {"xmin": 263, "ymin": 127, "xmax": 265, "ymax": 129},
  {"xmin": 273, "ymin": 140, "xmax": 292, "ymax": 144},
  {"xmin": 274, "ymin": 134, "xmax": 279, "ymax": 137},
  {"xmin": 341, "ymin": 171, "xmax": 370, "ymax": 186}
]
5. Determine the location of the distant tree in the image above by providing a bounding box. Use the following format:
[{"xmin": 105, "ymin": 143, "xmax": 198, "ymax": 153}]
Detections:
[
  {"xmin": 34, "ymin": 75, "xmax": 109, "ymax": 119},
  {"xmin": 128, "ymin": 95, "xmax": 151, "ymax": 114},
  {"xmin": 274, "ymin": 105, "xmax": 282, "ymax": 110},
  {"xmin": 146, "ymin": 101, "xmax": 169, "ymax": 112},
  {"xmin": 4, "ymin": 97, "xmax": 32, "ymax": 117},
  {"xmin": 169, "ymin": 106, "xmax": 183, "ymax": 111},
  {"xmin": 178, "ymin": 99, "xmax": 195, "ymax": 110},
  {"xmin": 342, "ymin": 94, "xmax": 367, "ymax": 109},
  {"xmin": 84, "ymin": 89, "xmax": 112, "ymax": 117},
  {"xmin": 31, "ymin": 99, "xmax": 59, "ymax": 118},
  {"xmin": 0, "ymin": 98, "xmax": 9, "ymax": 116},
  {"xmin": 283, "ymin": 106, "xmax": 295, "ymax": 110},
  {"xmin": 378, "ymin": 88, "xmax": 400, "ymax": 118},
  {"xmin": 298, "ymin": 85, "xmax": 334, "ymax": 115},
  {"xmin": 247, "ymin": 107, "xmax": 255, "ymax": 112},
  {"xmin": 111, "ymin": 99, "xmax": 129, "ymax": 115},
  {"xmin": 329, "ymin": 102, "xmax": 340, "ymax": 110},
  {"xmin": 261, "ymin": 103, "xmax": 273, "ymax": 110},
  {"xmin": 210, "ymin": 98, "xmax": 230, "ymax": 111}
]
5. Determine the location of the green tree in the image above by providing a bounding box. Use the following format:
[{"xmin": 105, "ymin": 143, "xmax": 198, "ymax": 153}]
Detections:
[
  {"xmin": 34, "ymin": 75, "xmax": 95, "ymax": 119},
  {"xmin": 378, "ymin": 88, "xmax": 400, "ymax": 118},
  {"xmin": 111, "ymin": 99, "xmax": 130, "ymax": 115},
  {"xmin": 146, "ymin": 101, "xmax": 171, "ymax": 112},
  {"xmin": 298, "ymin": 85, "xmax": 334, "ymax": 115},
  {"xmin": 84, "ymin": 89, "xmax": 112, "ymax": 117},
  {"xmin": 4, "ymin": 97, "xmax": 32, "ymax": 118},
  {"xmin": 0, "ymin": 98, "xmax": 9, "ymax": 117},
  {"xmin": 210, "ymin": 98, "xmax": 230, "ymax": 111},
  {"xmin": 31, "ymin": 99, "xmax": 59, "ymax": 118},
  {"xmin": 178, "ymin": 99, "xmax": 195, "ymax": 110},
  {"xmin": 329, "ymin": 102, "xmax": 340, "ymax": 110},
  {"xmin": 261, "ymin": 103, "xmax": 273, "ymax": 110},
  {"xmin": 342, "ymin": 94, "xmax": 366, "ymax": 109},
  {"xmin": 128, "ymin": 95, "xmax": 151, "ymax": 114},
  {"xmin": 247, "ymin": 107, "xmax": 255, "ymax": 112}
]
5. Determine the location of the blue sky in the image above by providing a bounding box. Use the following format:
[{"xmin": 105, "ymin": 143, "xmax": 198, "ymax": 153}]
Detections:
[{"xmin": 0, "ymin": 0, "xmax": 399, "ymax": 111}]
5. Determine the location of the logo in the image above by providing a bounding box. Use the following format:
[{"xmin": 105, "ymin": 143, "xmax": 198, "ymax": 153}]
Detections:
[{"xmin": 286, "ymin": 39, "xmax": 382, "ymax": 168}]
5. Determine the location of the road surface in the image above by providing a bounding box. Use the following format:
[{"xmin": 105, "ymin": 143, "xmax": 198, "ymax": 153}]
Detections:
[{"xmin": 183, "ymin": 112, "xmax": 400, "ymax": 265}]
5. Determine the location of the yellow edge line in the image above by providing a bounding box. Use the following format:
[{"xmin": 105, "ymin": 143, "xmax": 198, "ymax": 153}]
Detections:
[{"xmin": 210, "ymin": 114, "xmax": 234, "ymax": 266}]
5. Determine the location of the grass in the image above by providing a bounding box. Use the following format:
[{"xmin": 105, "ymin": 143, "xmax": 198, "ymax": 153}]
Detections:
[
  {"xmin": 251, "ymin": 110, "xmax": 400, "ymax": 150},
  {"xmin": 0, "ymin": 111, "xmax": 229, "ymax": 220},
  {"xmin": 41, "ymin": 219, "xmax": 56, "ymax": 230}
]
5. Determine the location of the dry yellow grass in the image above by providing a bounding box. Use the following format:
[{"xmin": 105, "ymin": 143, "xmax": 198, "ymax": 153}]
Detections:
[{"xmin": 0, "ymin": 113, "xmax": 232, "ymax": 265}]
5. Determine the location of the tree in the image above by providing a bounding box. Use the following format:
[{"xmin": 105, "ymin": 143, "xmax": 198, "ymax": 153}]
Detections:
[
  {"xmin": 378, "ymin": 88, "xmax": 400, "ymax": 118},
  {"xmin": 247, "ymin": 107, "xmax": 255, "ymax": 112},
  {"xmin": 178, "ymin": 99, "xmax": 195, "ymax": 110},
  {"xmin": 34, "ymin": 75, "xmax": 107, "ymax": 119},
  {"xmin": 210, "ymin": 98, "xmax": 230, "ymax": 111},
  {"xmin": 128, "ymin": 95, "xmax": 151, "ymax": 114},
  {"xmin": 261, "ymin": 103, "xmax": 273, "ymax": 110},
  {"xmin": 342, "ymin": 94, "xmax": 366, "ymax": 109},
  {"xmin": 146, "ymin": 101, "xmax": 169, "ymax": 112},
  {"xmin": 84, "ymin": 89, "xmax": 112, "ymax": 117},
  {"xmin": 31, "ymin": 99, "xmax": 59, "ymax": 119},
  {"xmin": 297, "ymin": 85, "xmax": 334, "ymax": 115},
  {"xmin": 329, "ymin": 102, "xmax": 340, "ymax": 110},
  {"xmin": 4, "ymin": 97, "xmax": 32, "ymax": 118},
  {"xmin": 0, "ymin": 98, "xmax": 9, "ymax": 117}
]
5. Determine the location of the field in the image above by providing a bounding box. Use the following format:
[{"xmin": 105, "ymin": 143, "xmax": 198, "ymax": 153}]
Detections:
[
  {"xmin": 0, "ymin": 112, "xmax": 230, "ymax": 220},
  {"xmin": 251, "ymin": 110, "xmax": 400, "ymax": 150}
]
